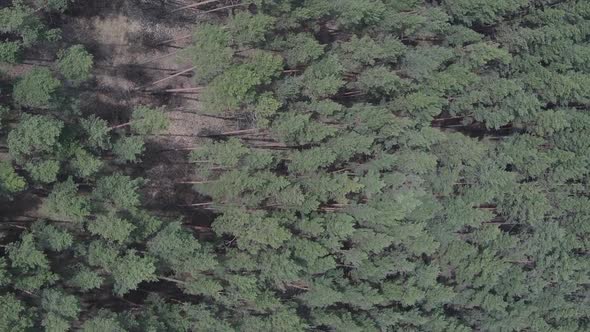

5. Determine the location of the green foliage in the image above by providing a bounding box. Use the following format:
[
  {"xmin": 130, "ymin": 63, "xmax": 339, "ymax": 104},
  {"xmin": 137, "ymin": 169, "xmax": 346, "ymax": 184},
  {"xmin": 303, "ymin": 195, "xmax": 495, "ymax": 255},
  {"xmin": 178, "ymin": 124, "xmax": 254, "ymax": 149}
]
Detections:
[
  {"xmin": 213, "ymin": 209, "xmax": 291, "ymax": 252},
  {"xmin": 0, "ymin": 40, "xmax": 22, "ymax": 63},
  {"xmin": 112, "ymin": 136, "xmax": 145, "ymax": 163},
  {"xmin": 355, "ymin": 66, "xmax": 405, "ymax": 97},
  {"xmin": 87, "ymin": 240, "xmax": 119, "ymax": 268},
  {"xmin": 32, "ymin": 222, "xmax": 73, "ymax": 251},
  {"xmin": 281, "ymin": 33, "xmax": 325, "ymax": 67},
  {"xmin": 42, "ymin": 313, "xmax": 70, "ymax": 332},
  {"xmin": 57, "ymin": 44, "xmax": 94, "ymax": 85},
  {"xmin": 87, "ymin": 214, "xmax": 136, "ymax": 243},
  {"xmin": 67, "ymin": 265, "xmax": 103, "ymax": 291},
  {"xmin": 1, "ymin": 0, "xmax": 590, "ymax": 330},
  {"xmin": 402, "ymin": 45, "xmax": 455, "ymax": 81},
  {"xmin": 93, "ymin": 174, "xmax": 143, "ymax": 210},
  {"xmin": 289, "ymin": 147, "xmax": 336, "ymax": 173},
  {"xmin": 190, "ymin": 138, "xmax": 248, "ymax": 167},
  {"xmin": 37, "ymin": 0, "xmax": 72, "ymax": 13},
  {"xmin": 111, "ymin": 250, "xmax": 157, "ymax": 295},
  {"xmin": 244, "ymin": 50, "xmax": 284, "ymax": 84},
  {"xmin": 25, "ymin": 159, "xmax": 59, "ymax": 183},
  {"xmin": 130, "ymin": 106, "xmax": 168, "ymax": 135},
  {"xmin": 7, "ymin": 114, "xmax": 63, "ymax": 162},
  {"xmin": 80, "ymin": 115, "xmax": 111, "ymax": 150},
  {"xmin": 0, "ymin": 161, "xmax": 26, "ymax": 197},
  {"xmin": 337, "ymin": 35, "xmax": 404, "ymax": 71},
  {"xmin": 42, "ymin": 289, "xmax": 80, "ymax": 319},
  {"xmin": 228, "ymin": 11, "xmax": 276, "ymax": 46},
  {"xmin": 7, "ymin": 232, "xmax": 49, "ymax": 271},
  {"xmin": 41, "ymin": 289, "xmax": 80, "ymax": 331},
  {"xmin": 302, "ymin": 55, "xmax": 345, "ymax": 99},
  {"xmin": 0, "ymin": 2, "xmax": 56, "ymax": 46},
  {"xmin": 182, "ymin": 23, "xmax": 234, "ymax": 83},
  {"xmin": 443, "ymin": 0, "xmax": 528, "ymax": 25},
  {"xmin": 0, "ymin": 294, "xmax": 33, "ymax": 332},
  {"xmin": 202, "ymin": 66, "xmax": 260, "ymax": 112},
  {"xmin": 252, "ymin": 92, "xmax": 282, "ymax": 125},
  {"xmin": 81, "ymin": 312, "xmax": 126, "ymax": 332},
  {"xmin": 147, "ymin": 222, "xmax": 202, "ymax": 265},
  {"xmin": 6, "ymin": 232, "xmax": 57, "ymax": 290},
  {"xmin": 70, "ymin": 147, "xmax": 103, "ymax": 178},
  {"xmin": 12, "ymin": 68, "xmax": 61, "ymax": 108},
  {"xmin": 44, "ymin": 177, "xmax": 90, "ymax": 222},
  {"xmin": 335, "ymin": 0, "xmax": 386, "ymax": 27},
  {"xmin": 271, "ymin": 113, "xmax": 337, "ymax": 145}
]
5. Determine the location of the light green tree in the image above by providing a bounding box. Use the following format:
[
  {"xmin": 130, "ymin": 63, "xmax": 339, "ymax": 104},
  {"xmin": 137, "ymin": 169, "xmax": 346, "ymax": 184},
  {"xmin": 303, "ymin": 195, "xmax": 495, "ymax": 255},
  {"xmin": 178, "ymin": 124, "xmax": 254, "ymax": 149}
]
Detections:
[
  {"xmin": 12, "ymin": 68, "xmax": 61, "ymax": 108},
  {"xmin": 57, "ymin": 44, "xmax": 94, "ymax": 85}
]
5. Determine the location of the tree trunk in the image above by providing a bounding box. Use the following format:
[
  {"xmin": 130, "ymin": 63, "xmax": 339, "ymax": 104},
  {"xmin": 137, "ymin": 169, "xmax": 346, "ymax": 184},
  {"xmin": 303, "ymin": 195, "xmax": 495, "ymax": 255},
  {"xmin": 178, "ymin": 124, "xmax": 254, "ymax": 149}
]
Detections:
[
  {"xmin": 158, "ymin": 276, "xmax": 186, "ymax": 284},
  {"xmin": 157, "ymin": 34, "xmax": 192, "ymax": 46},
  {"xmin": 198, "ymin": 128, "xmax": 262, "ymax": 137},
  {"xmin": 178, "ymin": 202, "xmax": 214, "ymax": 207},
  {"xmin": 109, "ymin": 122, "xmax": 132, "ymax": 131},
  {"xmin": 159, "ymin": 87, "xmax": 204, "ymax": 93},
  {"xmin": 157, "ymin": 147, "xmax": 202, "ymax": 152},
  {"xmin": 142, "ymin": 66, "xmax": 197, "ymax": 88},
  {"xmin": 172, "ymin": 0, "xmax": 223, "ymax": 13}
]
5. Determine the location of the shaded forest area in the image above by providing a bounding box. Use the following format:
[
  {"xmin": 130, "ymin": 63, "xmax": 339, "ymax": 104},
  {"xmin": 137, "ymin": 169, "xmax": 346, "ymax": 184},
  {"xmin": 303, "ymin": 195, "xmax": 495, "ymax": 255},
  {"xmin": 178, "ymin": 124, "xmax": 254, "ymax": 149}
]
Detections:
[{"xmin": 1, "ymin": 0, "xmax": 589, "ymax": 331}]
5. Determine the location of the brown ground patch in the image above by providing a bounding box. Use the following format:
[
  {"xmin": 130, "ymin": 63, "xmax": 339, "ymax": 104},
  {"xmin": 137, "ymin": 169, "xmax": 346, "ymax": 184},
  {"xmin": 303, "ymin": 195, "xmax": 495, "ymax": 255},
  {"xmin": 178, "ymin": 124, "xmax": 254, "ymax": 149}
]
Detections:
[{"xmin": 2, "ymin": 0, "xmax": 235, "ymax": 225}]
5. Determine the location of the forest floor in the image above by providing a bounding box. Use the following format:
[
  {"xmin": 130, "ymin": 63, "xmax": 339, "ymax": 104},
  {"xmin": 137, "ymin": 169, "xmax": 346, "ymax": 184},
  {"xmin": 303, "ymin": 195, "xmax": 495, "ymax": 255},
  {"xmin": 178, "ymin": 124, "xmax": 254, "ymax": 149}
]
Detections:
[{"xmin": 1, "ymin": 0, "xmax": 235, "ymax": 228}]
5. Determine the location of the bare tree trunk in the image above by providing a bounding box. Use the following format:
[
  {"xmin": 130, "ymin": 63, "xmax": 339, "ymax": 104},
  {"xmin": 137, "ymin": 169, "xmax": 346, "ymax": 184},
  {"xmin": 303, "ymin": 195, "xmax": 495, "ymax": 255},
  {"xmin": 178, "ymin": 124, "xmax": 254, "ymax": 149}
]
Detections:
[
  {"xmin": 109, "ymin": 122, "xmax": 132, "ymax": 131},
  {"xmin": 199, "ymin": 128, "xmax": 263, "ymax": 137},
  {"xmin": 159, "ymin": 276, "xmax": 186, "ymax": 284},
  {"xmin": 178, "ymin": 202, "xmax": 214, "ymax": 206},
  {"xmin": 141, "ymin": 66, "xmax": 197, "ymax": 88},
  {"xmin": 159, "ymin": 87, "xmax": 204, "ymax": 93},
  {"xmin": 157, "ymin": 34, "xmax": 192, "ymax": 46},
  {"xmin": 172, "ymin": 0, "xmax": 223, "ymax": 12}
]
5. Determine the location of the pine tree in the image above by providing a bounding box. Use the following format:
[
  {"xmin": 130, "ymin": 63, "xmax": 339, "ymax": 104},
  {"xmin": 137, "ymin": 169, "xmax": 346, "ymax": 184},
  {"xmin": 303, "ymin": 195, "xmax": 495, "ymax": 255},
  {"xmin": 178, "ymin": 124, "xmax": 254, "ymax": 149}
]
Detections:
[
  {"xmin": 57, "ymin": 44, "xmax": 94, "ymax": 85},
  {"xmin": 7, "ymin": 233, "xmax": 57, "ymax": 290},
  {"xmin": 7, "ymin": 114, "xmax": 63, "ymax": 164},
  {"xmin": 0, "ymin": 293, "xmax": 33, "ymax": 332},
  {"xmin": 112, "ymin": 136, "xmax": 145, "ymax": 163},
  {"xmin": 44, "ymin": 177, "xmax": 90, "ymax": 222},
  {"xmin": 128, "ymin": 106, "xmax": 169, "ymax": 135},
  {"xmin": 0, "ymin": 161, "xmax": 26, "ymax": 198},
  {"xmin": 111, "ymin": 250, "xmax": 157, "ymax": 295},
  {"xmin": 0, "ymin": 0, "xmax": 589, "ymax": 330},
  {"xmin": 93, "ymin": 174, "xmax": 143, "ymax": 211},
  {"xmin": 0, "ymin": 40, "xmax": 22, "ymax": 63},
  {"xmin": 12, "ymin": 68, "xmax": 61, "ymax": 108},
  {"xmin": 181, "ymin": 23, "xmax": 234, "ymax": 83},
  {"xmin": 67, "ymin": 265, "xmax": 103, "ymax": 291},
  {"xmin": 227, "ymin": 11, "xmax": 276, "ymax": 46},
  {"xmin": 80, "ymin": 115, "xmax": 111, "ymax": 150},
  {"xmin": 41, "ymin": 289, "xmax": 81, "ymax": 331},
  {"xmin": 87, "ymin": 213, "xmax": 136, "ymax": 244}
]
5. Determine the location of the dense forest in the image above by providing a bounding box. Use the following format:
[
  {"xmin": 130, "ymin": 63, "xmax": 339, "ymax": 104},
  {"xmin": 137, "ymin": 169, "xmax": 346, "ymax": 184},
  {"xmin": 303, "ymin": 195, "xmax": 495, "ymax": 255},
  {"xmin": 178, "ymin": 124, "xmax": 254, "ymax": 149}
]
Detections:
[{"xmin": 0, "ymin": 0, "xmax": 589, "ymax": 330}]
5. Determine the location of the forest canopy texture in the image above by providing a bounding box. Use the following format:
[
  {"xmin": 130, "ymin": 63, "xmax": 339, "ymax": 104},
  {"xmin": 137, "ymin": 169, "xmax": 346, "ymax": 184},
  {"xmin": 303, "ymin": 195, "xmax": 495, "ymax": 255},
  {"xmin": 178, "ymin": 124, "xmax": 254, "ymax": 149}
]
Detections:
[{"xmin": 1, "ymin": 0, "xmax": 590, "ymax": 331}]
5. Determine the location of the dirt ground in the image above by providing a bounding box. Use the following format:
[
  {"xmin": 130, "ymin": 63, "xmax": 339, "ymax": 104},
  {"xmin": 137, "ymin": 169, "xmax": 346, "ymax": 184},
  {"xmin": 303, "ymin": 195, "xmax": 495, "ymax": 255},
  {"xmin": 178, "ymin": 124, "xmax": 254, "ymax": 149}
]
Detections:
[
  {"xmin": 1, "ymin": 0, "xmax": 235, "ymax": 225},
  {"xmin": 70, "ymin": 0, "xmax": 235, "ymax": 217}
]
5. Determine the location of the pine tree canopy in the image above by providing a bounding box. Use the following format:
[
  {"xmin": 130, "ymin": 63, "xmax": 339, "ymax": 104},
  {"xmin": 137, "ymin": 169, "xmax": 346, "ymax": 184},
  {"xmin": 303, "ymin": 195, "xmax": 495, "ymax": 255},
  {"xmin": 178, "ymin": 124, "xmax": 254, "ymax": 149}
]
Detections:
[{"xmin": 0, "ymin": 0, "xmax": 589, "ymax": 330}]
